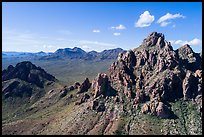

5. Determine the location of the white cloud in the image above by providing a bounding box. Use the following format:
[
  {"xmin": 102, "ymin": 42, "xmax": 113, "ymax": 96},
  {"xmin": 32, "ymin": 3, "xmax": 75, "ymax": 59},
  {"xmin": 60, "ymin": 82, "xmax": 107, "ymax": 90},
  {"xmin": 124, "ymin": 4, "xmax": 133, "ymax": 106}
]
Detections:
[
  {"xmin": 172, "ymin": 24, "xmax": 176, "ymax": 28},
  {"xmin": 78, "ymin": 40, "xmax": 118, "ymax": 52},
  {"xmin": 111, "ymin": 24, "xmax": 126, "ymax": 30},
  {"xmin": 170, "ymin": 38, "xmax": 202, "ymax": 46},
  {"xmin": 57, "ymin": 30, "xmax": 72, "ymax": 35},
  {"xmin": 160, "ymin": 21, "xmax": 171, "ymax": 27},
  {"xmin": 189, "ymin": 38, "xmax": 202, "ymax": 46},
  {"xmin": 93, "ymin": 29, "xmax": 100, "ymax": 33},
  {"xmin": 113, "ymin": 32, "xmax": 121, "ymax": 36},
  {"xmin": 157, "ymin": 13, "xmax": 185, "ymax": 27},
  {"xmin": 2, "ymin": 29, "xmax": 119, "ymax": 52},
  {"xmin": 135, "ymin": 11, "xmax": 155, "ymax": 28}
]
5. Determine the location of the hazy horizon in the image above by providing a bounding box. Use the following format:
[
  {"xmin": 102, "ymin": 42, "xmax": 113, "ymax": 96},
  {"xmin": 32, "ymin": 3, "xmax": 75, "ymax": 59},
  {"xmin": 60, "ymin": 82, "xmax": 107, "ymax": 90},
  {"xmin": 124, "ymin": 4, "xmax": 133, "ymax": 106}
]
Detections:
[
  {"xmin": 3, "ymin": 2, "xmax": 202, "ymax": 53},
  {"xmin": 2, "ymin": 46, "xmax": 124, "ymax": 53}
]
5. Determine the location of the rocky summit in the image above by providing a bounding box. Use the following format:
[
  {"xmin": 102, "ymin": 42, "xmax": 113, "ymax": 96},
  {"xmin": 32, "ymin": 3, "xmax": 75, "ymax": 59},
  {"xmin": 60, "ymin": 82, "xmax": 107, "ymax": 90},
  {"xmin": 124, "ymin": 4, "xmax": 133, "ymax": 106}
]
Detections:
[
  {"xmin": 2, "ymin": 61, "xmax": 56, "ymax": 88},
  {"xmin": 108, "ymin": 32, "xmax": 202, "ymax": 118},
  {"xmin": 2, "ymin": 61, "xmax": 57, "ymax": 100}
]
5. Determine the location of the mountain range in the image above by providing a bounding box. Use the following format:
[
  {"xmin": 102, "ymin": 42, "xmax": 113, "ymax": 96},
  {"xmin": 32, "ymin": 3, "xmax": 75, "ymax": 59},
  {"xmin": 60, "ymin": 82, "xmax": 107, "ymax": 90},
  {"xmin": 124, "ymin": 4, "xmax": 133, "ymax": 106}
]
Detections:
[
  {"xmin": 2, "ymin": 47, "xmax": 125, "ymax": 61},
  {"xmin": 2, "ymin": 32, "xmax": 202, "ymax": 135}
]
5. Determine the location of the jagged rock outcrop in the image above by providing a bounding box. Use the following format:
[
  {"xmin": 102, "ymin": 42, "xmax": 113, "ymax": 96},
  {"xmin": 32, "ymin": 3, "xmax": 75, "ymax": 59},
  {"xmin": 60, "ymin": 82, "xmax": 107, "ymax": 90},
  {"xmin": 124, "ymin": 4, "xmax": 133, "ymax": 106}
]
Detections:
[
  {"xmin": 59, "ymin": 88, "xmax": 68, "ymax": 98},
  {"xmin": 107, "ymin": 32, "xmax": 202, "ymax": 118},
  {"xmin": 182, "ymin": 71, "xmax": 194, "ymax": 100},
  {"xmin": 92, "ymin": 73, "xmax": 111, "ymax": 98},
  {"xmin": 2, "ymin": 61, "xmax": 56, "ymax": 88},
  {"xmin": 176, "ymin": 44, "xmax": 202, "ymax": 71},
  {"xmin": 142, "ymin": 32, "xmax": 165, "ymax": 48},
  {"xmin": 75, "ymin": 93, "xmax": 90, "ymax": 105},
  {"xmin": 156, "ymin": 102, "xmax": 171, "ymax": 118},
  {"xmin": 77, "ymin": 78, "xmax": 91, "ymax": 94},
  {"xmin": 141, "ymin": 97, "xmax": 172, "ymax": 118}
]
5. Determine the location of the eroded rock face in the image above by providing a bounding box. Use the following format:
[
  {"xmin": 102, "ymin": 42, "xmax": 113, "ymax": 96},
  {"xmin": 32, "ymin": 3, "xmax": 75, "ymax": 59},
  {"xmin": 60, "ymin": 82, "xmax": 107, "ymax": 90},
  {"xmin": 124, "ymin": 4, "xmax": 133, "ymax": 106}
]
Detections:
[
  {"xmin": 141, "ymin": 99, "xmax": 171, "ymax": 119},
  {"xmin": 142, "ymin": 32, "xmax": 165, "ymax": 48},
  {"xmin": 77, "ymin": 78, "xmax": 91, "ymax": 94},
  {"xmin": 92, "ymin": 73, "xmax": 110, "ymax": 98},
  {"xmin": 107, "ymin": 32, "xmax": 202, "ymax": 118},
  {"xmin": 182, "ymin": 70, "xmax": 200, "ymax": 101}
]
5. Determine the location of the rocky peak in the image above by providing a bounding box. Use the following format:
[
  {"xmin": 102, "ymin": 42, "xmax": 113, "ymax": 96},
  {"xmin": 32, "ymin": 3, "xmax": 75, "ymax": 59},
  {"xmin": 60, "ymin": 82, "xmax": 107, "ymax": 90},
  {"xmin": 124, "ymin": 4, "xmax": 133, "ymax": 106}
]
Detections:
[
  {"xmin": 2, "ymin": 61, "xmax": 56, "ymax": 87},
  {"xmin": 176, "ymin": 44, "xmax": 201, "ymax": 71},
  {"xmin": 142, "ymin": 32, "xmax": 168, "ymax": 49},
  {"xmin": 178, "ymin": 44, "xmax": 193, "ymax": 54},
  {"xmin": 107, "ymin": 32, "xmax": 202, "ymax": 118}
]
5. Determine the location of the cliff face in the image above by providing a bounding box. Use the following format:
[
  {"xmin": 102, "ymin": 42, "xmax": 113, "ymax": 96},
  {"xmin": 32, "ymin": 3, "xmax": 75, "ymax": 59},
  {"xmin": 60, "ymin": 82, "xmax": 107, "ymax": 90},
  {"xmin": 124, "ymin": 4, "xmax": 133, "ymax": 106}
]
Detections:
[{"xmin": 108, "ymin": 32, "xmax": 202, "ymax": 118}]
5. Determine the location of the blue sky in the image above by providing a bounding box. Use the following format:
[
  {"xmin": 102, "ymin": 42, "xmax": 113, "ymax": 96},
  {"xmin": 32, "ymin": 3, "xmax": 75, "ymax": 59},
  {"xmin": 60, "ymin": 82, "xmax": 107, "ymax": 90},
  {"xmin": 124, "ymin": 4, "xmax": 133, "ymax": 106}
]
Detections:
[{"xmin": 2, "ymin": 2, "xmax": 202, "ymax": 53}]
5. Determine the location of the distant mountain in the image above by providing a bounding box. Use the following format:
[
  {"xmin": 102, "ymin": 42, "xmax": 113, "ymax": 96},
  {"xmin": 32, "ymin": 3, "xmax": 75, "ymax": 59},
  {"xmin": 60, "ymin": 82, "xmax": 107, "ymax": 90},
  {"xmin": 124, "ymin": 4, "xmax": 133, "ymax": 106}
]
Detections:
[
  {"xmin": 2, "ymin": 51, "xmax": 51, "ymax": 58},
  {"xmin": 2, "ymin": 51, "xmax": 32, "ymax": 57},
  {"xmin": 98, "ymin": 48, "xmax": 124, "ymax": 60},
  {"xmin": 54, "ymin": 47, "xmax": 87, "ymax": 59},
  {"xmin": 34, "ymin": 51, "xmax": 51, "ymax": 56},
  {"xmin": 39, "ymin": 47, "xmax": 125, "ymax": 60}
]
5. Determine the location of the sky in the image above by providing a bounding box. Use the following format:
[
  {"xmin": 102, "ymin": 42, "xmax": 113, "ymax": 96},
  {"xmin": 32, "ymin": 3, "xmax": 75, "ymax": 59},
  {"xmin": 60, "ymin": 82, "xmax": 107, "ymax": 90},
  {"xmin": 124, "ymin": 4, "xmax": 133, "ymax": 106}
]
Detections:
[{"xmin": 2, "ymin": 2, "xmax": 202, "ymax": 53}]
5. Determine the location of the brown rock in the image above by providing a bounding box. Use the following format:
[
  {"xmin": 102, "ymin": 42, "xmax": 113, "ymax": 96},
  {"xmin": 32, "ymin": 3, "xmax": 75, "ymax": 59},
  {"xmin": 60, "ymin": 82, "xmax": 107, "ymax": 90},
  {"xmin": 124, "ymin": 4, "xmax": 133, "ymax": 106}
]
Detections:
[
  {"xmin": 195, "ymin": 70, "xmax": 202, "ymax": 78},
  {"xmin": 92, "ymin": 100, "xmax": 105, "ymax": 112},
  {"xmin": 74, "ymin": 82, "xmax": 80, "ymax": 89},
  {"xmin": 183, "ymin": 71, "xmax": 194, "ymax": 100},
  {"xmin": 75, "ymin": 93, "xmax": 90, "ymax": 105},
  {"xmin": 77, "ymin": 78, "xmax": 91, "ymax": 94},
  {"xmin": 156, "ymin": 102, "xmax": 171, "ymax": 118},
  {"xmin": 141, "ymin": 103, "xmax": 149, "ymax": 114},
  {"xmin": 59, "ymin": 89, "xmax": 68, "ymax": 98},
  {"xmin": 92, "ymin": 73, "xmax": 110, "ymax": 98},
  {"xmin": 68, "ymin": 85, "xmax": 74, "ymax": 91}
]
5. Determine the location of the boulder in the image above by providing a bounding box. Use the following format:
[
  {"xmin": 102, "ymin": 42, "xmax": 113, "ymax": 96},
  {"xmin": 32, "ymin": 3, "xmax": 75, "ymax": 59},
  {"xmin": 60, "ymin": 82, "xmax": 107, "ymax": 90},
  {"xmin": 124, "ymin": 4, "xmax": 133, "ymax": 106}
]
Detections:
[
  {"xmin": 92, "ymin": 100, "xmax": 105, "ymax": 112},
  {"xmin": 75, "ymin": 93, "xmax": 90, "ymax": 105},
  {"xmin": 68, "ymin": 85, "xmax": 75, "ymax": 91},
  {"xmin": 141, "ymin": 103, "xmax": 149, "ymax": 114},
  {"xmin": 59, "ymin": 89, "xmax": 68, "ymax": 98},
  {"xmin": 77, "ymin": 78, "xmax": 91, "ymax": 94},
  {"xmin": 156, "ymin": 102, "xmax": 171, "ymax": 118},
  {"xmin": 74, "ymin": 82, "xmax": 80, "ymax": 89},
  {"xmin": 142, "ymin": 101, "xmax": 171, "ymax": 119}
]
